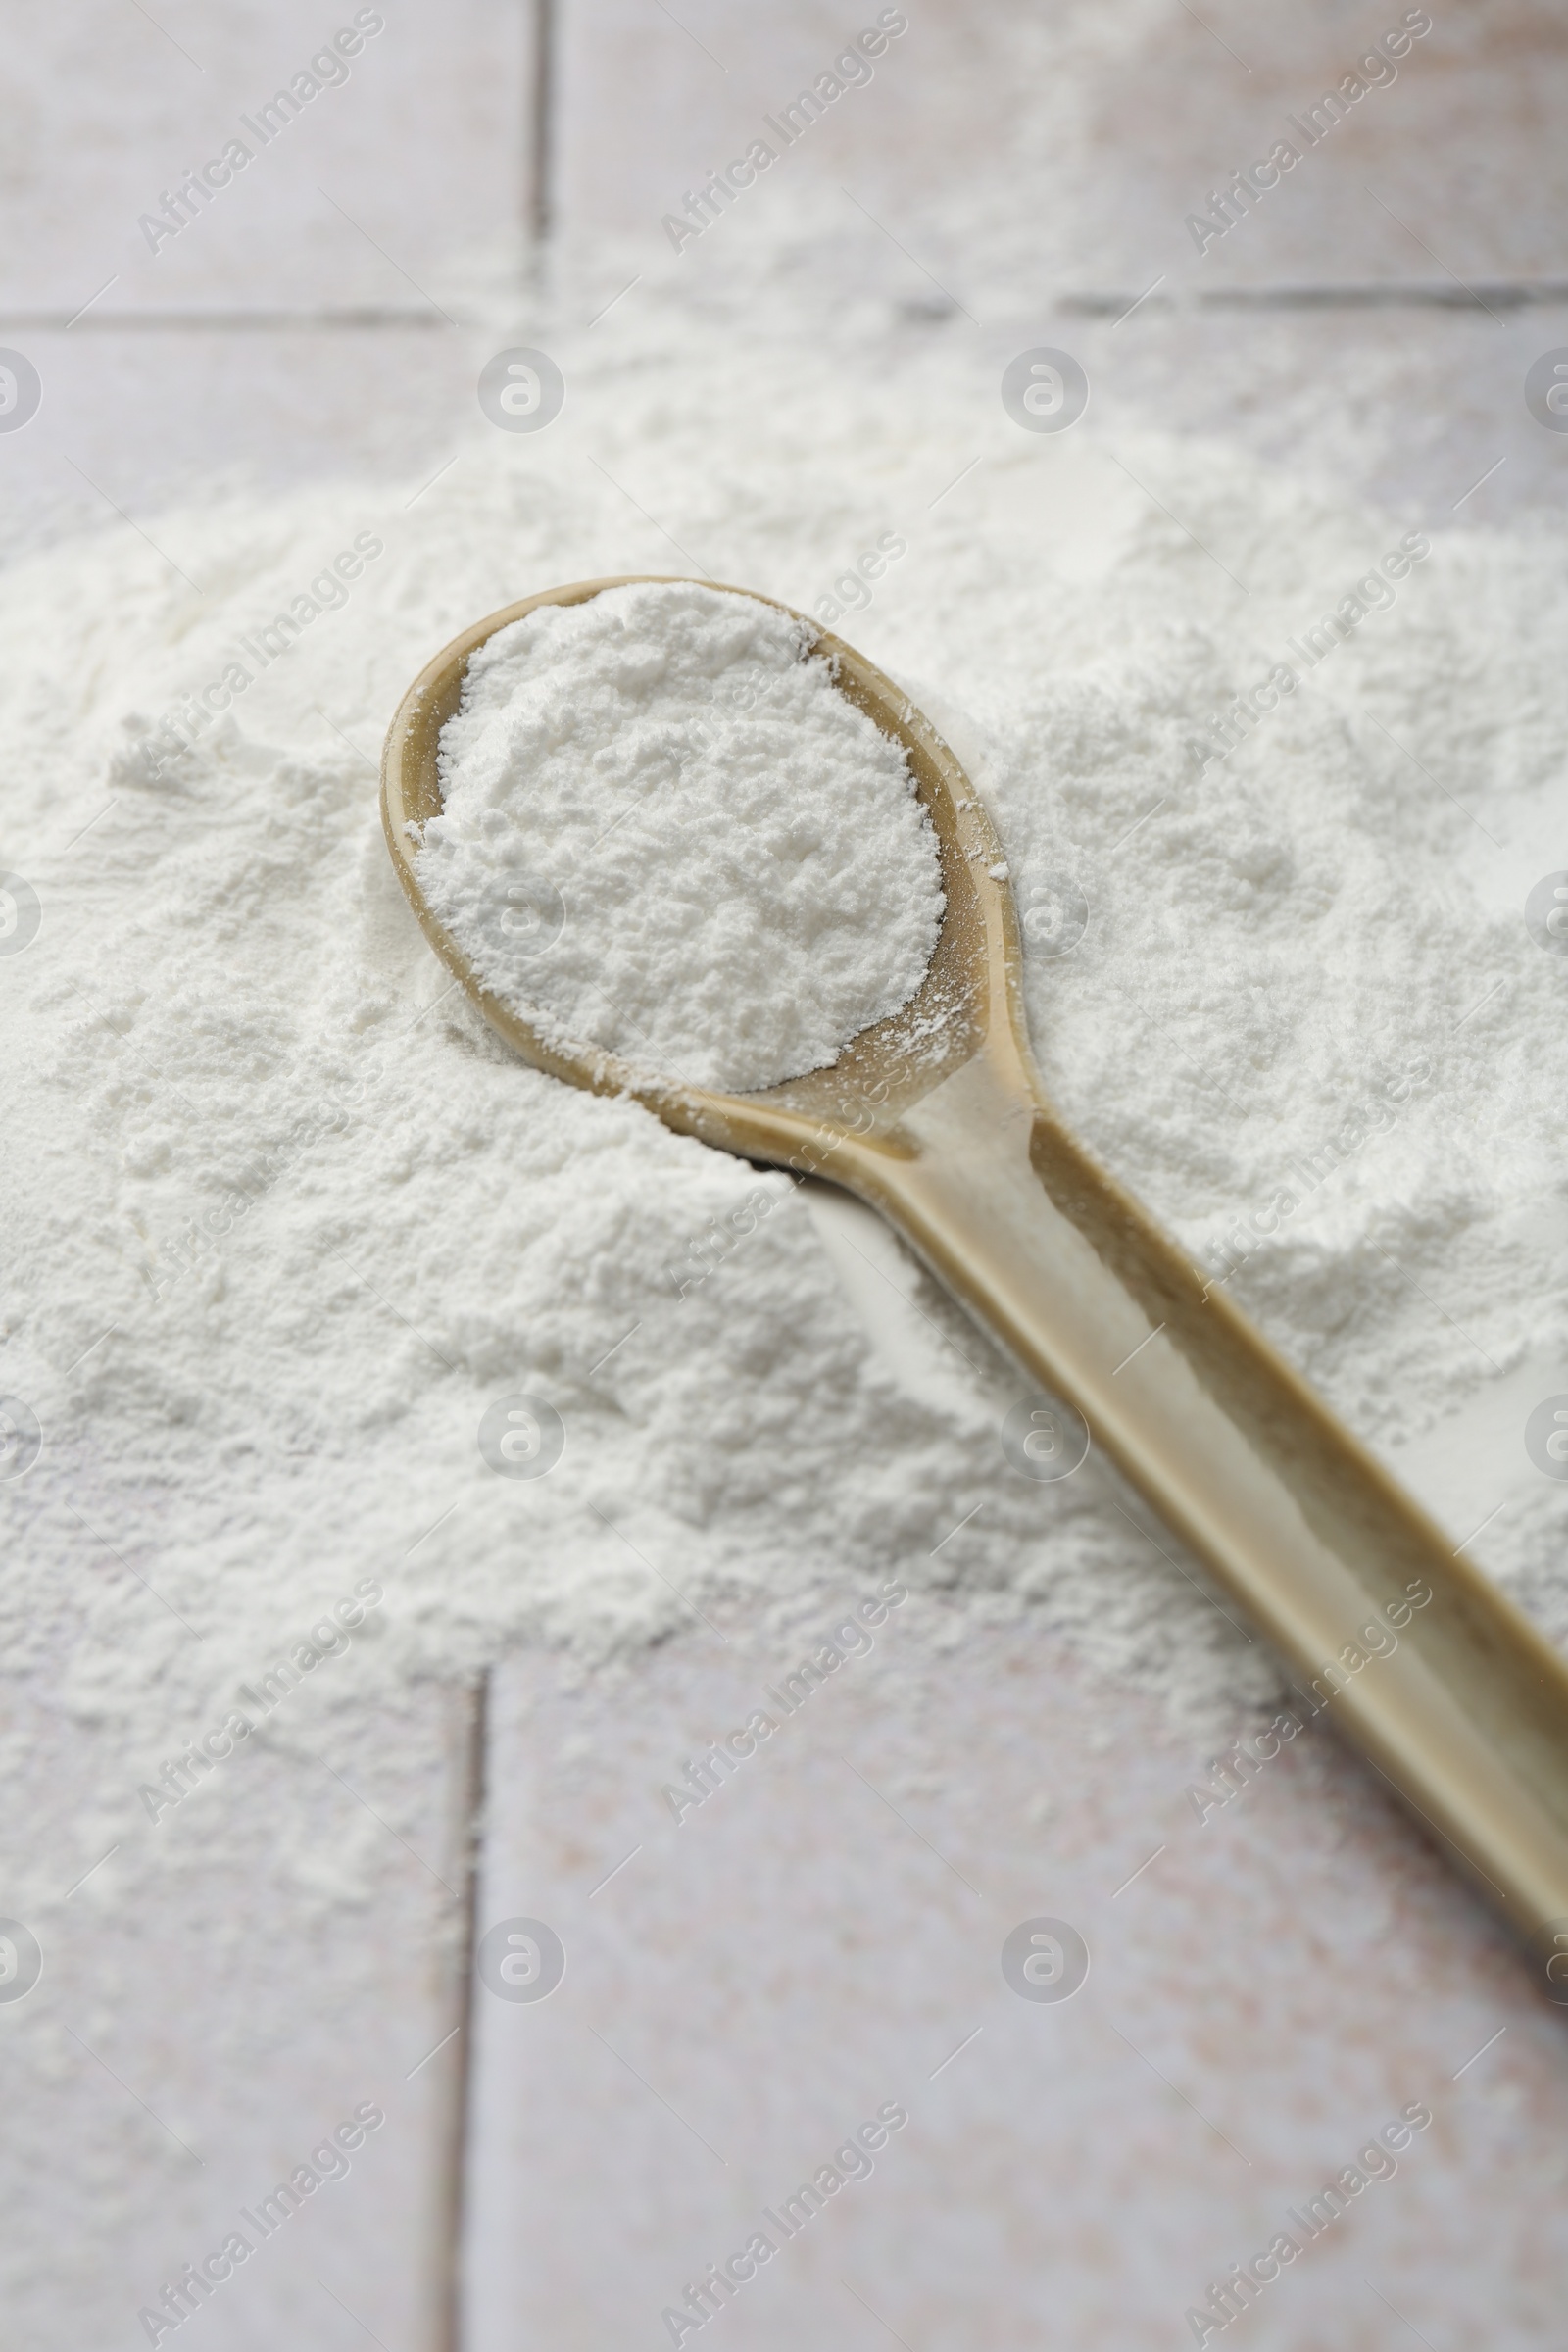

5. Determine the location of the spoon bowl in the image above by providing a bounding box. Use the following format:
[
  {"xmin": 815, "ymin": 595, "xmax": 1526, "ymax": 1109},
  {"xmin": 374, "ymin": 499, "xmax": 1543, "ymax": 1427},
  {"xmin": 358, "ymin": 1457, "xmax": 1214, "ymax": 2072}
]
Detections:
[
  {"xmin": 384, "ymin": 573, "xmax": 1568, "ymax": 2000},
  {"xmin": 381, "ymin": 571, "xmax": 1001, "ymax": 1160}
]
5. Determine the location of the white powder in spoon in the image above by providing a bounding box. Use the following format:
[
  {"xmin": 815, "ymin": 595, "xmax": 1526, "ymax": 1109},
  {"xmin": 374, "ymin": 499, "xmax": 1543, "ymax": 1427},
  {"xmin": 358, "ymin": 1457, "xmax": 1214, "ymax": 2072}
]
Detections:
[{"xmin": 415, "ymin": 581, "xmax": 944, "ymax": 1092}]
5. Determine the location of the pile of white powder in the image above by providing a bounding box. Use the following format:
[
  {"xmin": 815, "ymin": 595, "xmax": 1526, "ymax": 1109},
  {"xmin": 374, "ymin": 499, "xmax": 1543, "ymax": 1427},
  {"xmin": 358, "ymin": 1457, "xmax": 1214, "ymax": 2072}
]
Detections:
[
  {"xmin": 3, "ymin": 298, "xmax": 1568, "ymax": 1947},
  {"xmin": 415, "ymin": 580, "xmax": 944, "ymax": 1091}
]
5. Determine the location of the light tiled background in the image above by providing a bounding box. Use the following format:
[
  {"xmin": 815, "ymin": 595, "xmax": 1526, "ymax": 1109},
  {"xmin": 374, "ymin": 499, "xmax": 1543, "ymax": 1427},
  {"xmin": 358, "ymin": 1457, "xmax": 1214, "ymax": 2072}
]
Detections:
[{"xmin": 3, "ymin": 4, "xmax": 1567, "ymax": 2348}]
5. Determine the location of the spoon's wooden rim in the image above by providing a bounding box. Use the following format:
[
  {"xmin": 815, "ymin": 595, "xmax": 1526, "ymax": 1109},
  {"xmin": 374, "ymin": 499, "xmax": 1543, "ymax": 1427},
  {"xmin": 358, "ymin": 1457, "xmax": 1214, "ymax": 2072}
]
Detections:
[{"xmin": 380, "ymin": 574, "xmax": 1032, "ymax": 1171}]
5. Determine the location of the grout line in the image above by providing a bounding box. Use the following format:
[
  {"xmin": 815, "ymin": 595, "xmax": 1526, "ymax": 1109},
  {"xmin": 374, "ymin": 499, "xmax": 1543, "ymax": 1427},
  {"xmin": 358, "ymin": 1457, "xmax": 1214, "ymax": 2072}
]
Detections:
[
  {"xmin": 1059, "ymin": 281, "xmax": 1568, "ymax": 315},
  {"xmin": 2, "ymin": 307, "xmax": 464, "ymax": 331},
  {"xmin": 435, "ymin": 1669, "xmax": 490, "ymax": 2352},
  {"xmin": 9, "ymin": 283, "xmax": 1568, "ymax": 337},
  {"xmin": 529, "ymin": 0, "xmax": 558, "ymax": 246}
]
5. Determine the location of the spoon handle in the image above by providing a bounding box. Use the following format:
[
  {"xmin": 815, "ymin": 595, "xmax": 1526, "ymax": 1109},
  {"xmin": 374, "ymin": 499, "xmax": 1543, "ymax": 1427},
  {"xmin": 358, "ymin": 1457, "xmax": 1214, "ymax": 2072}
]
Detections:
[{"xmin": 848, "ymin": 1044, "xmax": 1568, "ymax": 1997}]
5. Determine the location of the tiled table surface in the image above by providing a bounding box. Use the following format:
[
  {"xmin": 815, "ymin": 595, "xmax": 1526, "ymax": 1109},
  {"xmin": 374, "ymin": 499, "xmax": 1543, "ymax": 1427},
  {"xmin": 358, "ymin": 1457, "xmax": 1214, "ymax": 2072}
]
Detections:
[{"xmin": 3, "ymin": 4, "xmax": 1567, "ymax": 2347}]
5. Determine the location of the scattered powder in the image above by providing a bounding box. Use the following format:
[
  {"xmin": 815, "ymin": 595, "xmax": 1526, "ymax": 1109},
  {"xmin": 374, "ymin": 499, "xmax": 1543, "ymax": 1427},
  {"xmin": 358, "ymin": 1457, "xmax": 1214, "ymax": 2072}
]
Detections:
[
  {"xmin": 5, "ymin": 14, "xmax": 1565, "ymax": 2333},
  {"xmin": 3, "ymin": 300, "xmax": 1568, "ymax": 1956},
  {"xmin": 415, "ymin": 580, "xmax": 944, "ymax": 1092}
]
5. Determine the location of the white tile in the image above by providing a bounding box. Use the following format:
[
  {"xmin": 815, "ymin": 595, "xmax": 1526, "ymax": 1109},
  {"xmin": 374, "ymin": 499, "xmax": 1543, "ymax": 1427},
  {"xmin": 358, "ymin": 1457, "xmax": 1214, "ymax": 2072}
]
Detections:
[
  {"xmin": 467, "ymin": 1620, "xmax": 1568, "ymax": 2346},
  {"xmin": 0, "ymin": 0, "xmax": 528, "ymax": 312}
]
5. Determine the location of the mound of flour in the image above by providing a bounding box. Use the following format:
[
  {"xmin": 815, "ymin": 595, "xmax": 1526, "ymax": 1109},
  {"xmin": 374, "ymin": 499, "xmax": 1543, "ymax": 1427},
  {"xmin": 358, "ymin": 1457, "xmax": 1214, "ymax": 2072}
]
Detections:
[
  {"xmin": 3, "ymin": 305, "xmax": 1568, "ymax": 1957},
  {"xmin": 415, "ymin": 581, "xmax": 944, "ymax": 1092}
]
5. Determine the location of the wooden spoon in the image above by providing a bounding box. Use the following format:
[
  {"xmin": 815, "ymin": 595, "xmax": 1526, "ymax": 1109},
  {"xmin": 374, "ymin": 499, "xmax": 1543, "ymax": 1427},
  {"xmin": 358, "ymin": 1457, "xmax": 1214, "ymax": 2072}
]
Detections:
[{"xmin": 382, "ymin": 572, "xmax": 1568, "ymax": 1999}]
